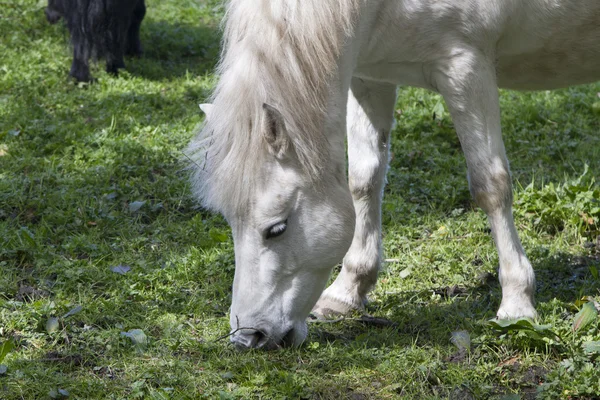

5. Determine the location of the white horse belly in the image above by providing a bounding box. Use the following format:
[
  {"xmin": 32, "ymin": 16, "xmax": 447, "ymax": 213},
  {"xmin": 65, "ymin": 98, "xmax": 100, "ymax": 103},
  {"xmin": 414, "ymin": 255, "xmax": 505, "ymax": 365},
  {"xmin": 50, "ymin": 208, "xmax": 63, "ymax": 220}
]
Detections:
[
  {"xmin": 496, "ymin": 3, "xmax": 600, "ymax": 90},
  {"xmin": 497, "ymin": 48, "xmax": 600, "ymax": 91}
]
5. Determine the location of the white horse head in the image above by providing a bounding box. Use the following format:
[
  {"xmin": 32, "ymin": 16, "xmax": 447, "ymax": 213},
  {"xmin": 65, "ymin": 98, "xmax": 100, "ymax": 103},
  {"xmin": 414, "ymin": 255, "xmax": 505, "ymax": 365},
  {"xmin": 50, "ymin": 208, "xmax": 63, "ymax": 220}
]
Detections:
[{"xmin": 192, "ymin": 102, "xmax": 355, "ymax": 349}]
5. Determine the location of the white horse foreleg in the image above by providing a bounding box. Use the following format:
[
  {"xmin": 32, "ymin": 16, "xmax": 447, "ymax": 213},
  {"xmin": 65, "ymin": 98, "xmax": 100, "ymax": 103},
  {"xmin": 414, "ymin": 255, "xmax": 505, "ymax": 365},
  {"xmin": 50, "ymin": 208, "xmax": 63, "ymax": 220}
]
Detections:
[
  {"xmin": 434, "ymin": 49, "xmax": 537, "ymax": 319},
  {"xmin": 313, "ymin": 78, "xmax": 396, "ymax": 317}
]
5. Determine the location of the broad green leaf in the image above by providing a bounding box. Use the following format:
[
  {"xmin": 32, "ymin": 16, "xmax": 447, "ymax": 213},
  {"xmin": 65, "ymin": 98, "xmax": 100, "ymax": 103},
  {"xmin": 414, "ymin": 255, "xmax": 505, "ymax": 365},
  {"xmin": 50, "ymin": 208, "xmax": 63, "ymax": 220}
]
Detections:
[
  {"xmin": 582, "ymin": 341, "xmax": 600, "ymax": 354},
  {"xmin": 590, "ymin": 265, "xmax": 599, "ymax": 280},
  {"xmin": 48, "ymin": 388, "xmax": 68, "ymax": 398},
  {"xmin": 575, "ymin": 297, "xmax": 589, "ymax": 308},
  {"xmin": 209, "ymin": 229, "xmax": 228, "ymax": 243},
  {"xmin": 450, "ymin": 330, "xmax": 470, "ymax": 351},
  {"xmin": 488, "ymin": 318, "xmax": 557, "ymax": 340},
  {"xmin": 572, "ymin": 302, "xmax": 598, "ymax": 332},
  {"xmin": 489, "ymin": 318, "xmax": 549, "ymax": 331},
  {"xmin": 18, "ymin": 227, "xmax": 36, "ymax": 247},
  {"xmin": 128, "ymin": 201, "xmax": 146, "ymax": 213},
  {"xmin": 46, "ymin": 317, "xmax": 60, "ymax": 333},
  {"xmin": 121, "ymin": 329, "xmax": 148, "ymax": 351},
  {"xmin": 0, "ymin": 339, "xmax": 15, "ymax": 363}
]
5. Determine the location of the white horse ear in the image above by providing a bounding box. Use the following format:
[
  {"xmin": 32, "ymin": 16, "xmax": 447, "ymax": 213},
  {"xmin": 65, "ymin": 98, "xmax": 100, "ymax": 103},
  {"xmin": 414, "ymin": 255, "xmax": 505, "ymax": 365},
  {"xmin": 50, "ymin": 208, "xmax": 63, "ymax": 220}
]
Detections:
[
  {"xmin": 262, "ymin": 103, "xmax": 289, "ymax": 159},
  {"xmin": 199, "ymin": 103, "xmax": 214, "ymax": 120}
]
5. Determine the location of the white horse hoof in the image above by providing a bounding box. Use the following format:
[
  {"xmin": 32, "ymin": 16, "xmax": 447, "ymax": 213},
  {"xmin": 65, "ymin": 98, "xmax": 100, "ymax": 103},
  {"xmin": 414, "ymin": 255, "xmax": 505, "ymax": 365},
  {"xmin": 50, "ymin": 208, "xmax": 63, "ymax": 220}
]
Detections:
[
  {"xmin": 496, "ymin": 299, "xmax": 538, "ymax": 320},
  {"xmin": 311, "ymin": 294, "xmax": 363, "ymax": 319}
]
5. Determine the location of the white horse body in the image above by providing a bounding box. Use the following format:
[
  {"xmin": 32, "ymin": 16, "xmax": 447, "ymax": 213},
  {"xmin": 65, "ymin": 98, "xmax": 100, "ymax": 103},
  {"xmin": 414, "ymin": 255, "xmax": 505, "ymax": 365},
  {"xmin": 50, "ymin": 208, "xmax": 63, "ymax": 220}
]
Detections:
[
  {"xmin": 355, "ymin": 0, "xmax": 600, "ymax": 90},
  {"xmin": 189, "ymin": 0, "xmax": 600, "ymax": 349}
]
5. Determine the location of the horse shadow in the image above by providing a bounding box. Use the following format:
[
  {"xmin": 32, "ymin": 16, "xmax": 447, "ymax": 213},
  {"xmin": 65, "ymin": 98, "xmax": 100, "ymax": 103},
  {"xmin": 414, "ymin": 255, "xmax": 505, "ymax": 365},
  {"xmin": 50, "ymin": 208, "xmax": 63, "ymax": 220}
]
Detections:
[
  {"xmin": 126, "ymin": 19, "xmax": 221, "ymax": 81},
  {"xmin": 308, "ymin": 245, "xmax": 598, "ymax": 349},
  {"xmin": 279, "ymin": 247, "xmax": 596, "ymax": 400}
]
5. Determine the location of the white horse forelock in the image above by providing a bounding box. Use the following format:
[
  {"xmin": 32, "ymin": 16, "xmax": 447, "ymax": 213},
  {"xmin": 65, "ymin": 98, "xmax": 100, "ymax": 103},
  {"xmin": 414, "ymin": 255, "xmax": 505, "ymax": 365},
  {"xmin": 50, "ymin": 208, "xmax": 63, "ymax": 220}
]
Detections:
[{"xmin": 187, "ymin": 0, "xmax": 361, "ymax": 214}]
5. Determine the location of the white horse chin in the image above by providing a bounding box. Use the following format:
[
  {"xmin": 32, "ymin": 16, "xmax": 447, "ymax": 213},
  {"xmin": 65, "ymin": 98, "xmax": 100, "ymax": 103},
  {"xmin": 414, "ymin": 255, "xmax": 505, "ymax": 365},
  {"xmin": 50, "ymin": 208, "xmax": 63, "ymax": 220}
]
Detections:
[{"xmin": 287, "ymin": 320, "xmax": 308, "ymax": 347}]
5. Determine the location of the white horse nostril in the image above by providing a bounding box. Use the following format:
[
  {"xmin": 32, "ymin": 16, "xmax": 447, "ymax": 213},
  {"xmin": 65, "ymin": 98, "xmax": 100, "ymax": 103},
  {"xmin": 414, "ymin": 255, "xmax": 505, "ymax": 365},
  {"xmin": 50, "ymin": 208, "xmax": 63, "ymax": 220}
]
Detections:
[
  {"xmin": 230, "ymin": 328, "xmax": 296, "ymax": 350},
  {"xmin": 230, "ymin": 329, "xmax": 264, "ymax": 349}
]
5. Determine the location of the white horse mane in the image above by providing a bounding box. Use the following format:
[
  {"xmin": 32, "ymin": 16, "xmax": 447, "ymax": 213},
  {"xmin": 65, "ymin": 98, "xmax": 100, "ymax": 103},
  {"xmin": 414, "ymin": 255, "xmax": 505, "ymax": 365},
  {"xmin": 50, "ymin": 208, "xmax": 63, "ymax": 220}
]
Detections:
[{"xmin": 187, "ymin": 0, "xmax": 361, "ymax": 213}]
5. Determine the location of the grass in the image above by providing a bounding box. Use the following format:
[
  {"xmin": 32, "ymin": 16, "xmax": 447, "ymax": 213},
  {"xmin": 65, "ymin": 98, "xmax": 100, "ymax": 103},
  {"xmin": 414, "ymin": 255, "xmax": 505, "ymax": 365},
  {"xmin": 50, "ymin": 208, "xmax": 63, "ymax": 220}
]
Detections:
[{"xmin": 1, "ymin": 0, "xmax": 600, "ymax": 398}]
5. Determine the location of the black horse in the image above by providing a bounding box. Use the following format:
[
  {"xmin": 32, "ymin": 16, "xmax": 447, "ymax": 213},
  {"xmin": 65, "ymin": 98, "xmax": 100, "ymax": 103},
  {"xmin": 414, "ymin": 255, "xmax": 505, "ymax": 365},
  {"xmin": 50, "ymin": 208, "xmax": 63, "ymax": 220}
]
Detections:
[{"xmin": 46, "ymin": 0, "xmax": 146, "ymax": 82}]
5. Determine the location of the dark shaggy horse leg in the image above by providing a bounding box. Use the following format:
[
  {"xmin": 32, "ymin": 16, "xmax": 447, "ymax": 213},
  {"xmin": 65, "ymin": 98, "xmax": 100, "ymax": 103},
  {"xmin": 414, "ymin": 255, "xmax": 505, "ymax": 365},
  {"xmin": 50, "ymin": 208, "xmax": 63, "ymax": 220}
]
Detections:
[
  {"xmin": 70, "ymin": 46, "xmax": 92, "ymax": 83},
  {"xmin": 105, "ymin": 55, "xmax": 126, "ymax": 76},
  {"xmin": 126, "ymin": 0, "xmax": 146, "ymax": 57},
  {"xmin": 104, "ymin": 18, "xmax": 128, "ymax": 76},
  {"xmin": 105, "ymin": 0, "xmax": 145, "ymax": 75}
]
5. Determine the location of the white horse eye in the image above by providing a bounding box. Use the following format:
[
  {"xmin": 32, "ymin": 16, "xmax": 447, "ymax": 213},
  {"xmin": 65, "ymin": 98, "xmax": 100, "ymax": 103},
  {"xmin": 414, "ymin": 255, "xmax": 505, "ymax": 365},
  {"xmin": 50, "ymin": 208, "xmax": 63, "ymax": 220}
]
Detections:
[{"xmin": 266, "ymin": 219, "xmax": 288, "ymax": 239}]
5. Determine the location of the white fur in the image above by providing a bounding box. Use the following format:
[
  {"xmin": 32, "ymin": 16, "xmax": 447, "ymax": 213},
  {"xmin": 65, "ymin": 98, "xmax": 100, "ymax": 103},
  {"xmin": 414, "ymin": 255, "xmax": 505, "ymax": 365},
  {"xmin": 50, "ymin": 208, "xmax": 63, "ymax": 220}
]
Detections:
[
  {"xmin": 187, "ymin": 0, "xmax": 600, "ymax": 348},
  {"xmin": 187, "ymin": 0, "xmax": 361, "ymax": 215}
]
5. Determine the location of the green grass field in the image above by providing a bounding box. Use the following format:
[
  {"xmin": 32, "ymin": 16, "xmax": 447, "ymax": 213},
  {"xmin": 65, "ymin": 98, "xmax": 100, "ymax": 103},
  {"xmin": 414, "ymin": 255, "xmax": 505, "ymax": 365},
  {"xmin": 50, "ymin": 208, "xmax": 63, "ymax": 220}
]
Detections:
[{"xmin": 1, "ymin": 1, "xmax": 600, "ymax": 398}]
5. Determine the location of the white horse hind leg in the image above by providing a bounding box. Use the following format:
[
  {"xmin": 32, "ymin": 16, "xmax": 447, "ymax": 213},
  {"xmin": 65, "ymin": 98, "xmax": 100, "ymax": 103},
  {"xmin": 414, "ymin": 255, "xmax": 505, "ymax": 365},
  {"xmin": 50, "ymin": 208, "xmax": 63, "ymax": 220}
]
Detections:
[
  {"xmin": 312, "ymin": 78, "xmax": 396, "ymax": 317},
  {"xmin": 434, "ymin": 48, "xmax": 537, "ymax": 319}
]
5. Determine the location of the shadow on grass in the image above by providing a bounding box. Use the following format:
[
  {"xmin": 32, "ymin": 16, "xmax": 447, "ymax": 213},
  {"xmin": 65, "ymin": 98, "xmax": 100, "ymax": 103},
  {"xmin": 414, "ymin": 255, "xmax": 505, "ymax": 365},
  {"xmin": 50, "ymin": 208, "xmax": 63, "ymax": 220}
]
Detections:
[
  {"xmin": 128, "ymin": 19, "xmax": 221, "ymax": 81},
  {"xmin": 37, "ymin": 16, "xmax": 220, "ymax": 82},
  {"xmin": 310, "ymin": 251, "xmax": 598, "ymax": 346}
]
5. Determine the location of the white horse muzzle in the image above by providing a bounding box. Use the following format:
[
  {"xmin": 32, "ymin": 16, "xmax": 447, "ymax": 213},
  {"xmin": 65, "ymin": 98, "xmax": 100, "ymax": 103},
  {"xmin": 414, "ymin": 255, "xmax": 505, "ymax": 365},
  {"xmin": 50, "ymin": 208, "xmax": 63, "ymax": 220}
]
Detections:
[{"xmin": 230, "ymin": 327, "xmax": 297, "ymax": 350}]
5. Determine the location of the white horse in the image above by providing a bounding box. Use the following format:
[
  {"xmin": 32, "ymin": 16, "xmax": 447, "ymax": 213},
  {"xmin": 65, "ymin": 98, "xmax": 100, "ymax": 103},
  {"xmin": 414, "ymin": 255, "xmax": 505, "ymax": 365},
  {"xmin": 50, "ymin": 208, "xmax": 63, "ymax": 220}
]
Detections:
[{"xmin": 188, "ymin": 0, "xmax": 600, "ymax": 349}]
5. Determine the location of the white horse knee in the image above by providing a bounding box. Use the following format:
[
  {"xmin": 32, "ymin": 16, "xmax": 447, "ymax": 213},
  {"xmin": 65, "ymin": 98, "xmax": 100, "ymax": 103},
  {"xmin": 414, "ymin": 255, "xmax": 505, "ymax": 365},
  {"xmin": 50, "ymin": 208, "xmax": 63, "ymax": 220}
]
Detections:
[
  {"xmin": 468, "ymin": 159, "xmax": 512, "ymax": 215},
  {"xmin": 349, "ymin": 153, "xmax": 385, "ymax": 199}
]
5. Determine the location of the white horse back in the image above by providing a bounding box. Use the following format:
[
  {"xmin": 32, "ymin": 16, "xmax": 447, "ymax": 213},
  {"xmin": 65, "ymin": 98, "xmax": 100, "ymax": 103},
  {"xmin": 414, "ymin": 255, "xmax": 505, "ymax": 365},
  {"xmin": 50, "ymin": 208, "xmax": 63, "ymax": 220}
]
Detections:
[{"xmin": 356, "ymin": 0, "xmax": 600, "ymax": 90}]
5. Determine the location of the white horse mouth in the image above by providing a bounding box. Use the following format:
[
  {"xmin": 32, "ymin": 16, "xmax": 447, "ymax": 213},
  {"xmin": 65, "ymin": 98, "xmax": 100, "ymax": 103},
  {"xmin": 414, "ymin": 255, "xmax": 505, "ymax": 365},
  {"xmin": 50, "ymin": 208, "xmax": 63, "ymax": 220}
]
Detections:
[{"xmin": 231, "ymin": 326, "xmax": 300, "ymax": 350}]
